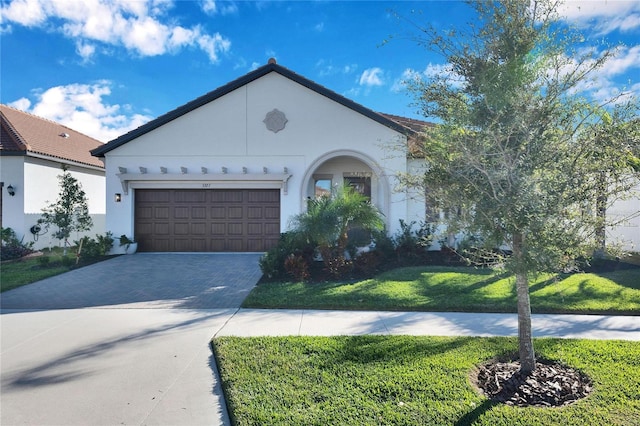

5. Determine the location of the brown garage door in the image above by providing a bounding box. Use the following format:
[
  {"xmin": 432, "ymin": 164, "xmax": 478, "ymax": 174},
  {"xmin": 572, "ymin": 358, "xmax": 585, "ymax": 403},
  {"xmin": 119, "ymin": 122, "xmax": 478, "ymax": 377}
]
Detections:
[{"xmin": 135, "ymin": 189, "xmax": 280, "ymax": 252}]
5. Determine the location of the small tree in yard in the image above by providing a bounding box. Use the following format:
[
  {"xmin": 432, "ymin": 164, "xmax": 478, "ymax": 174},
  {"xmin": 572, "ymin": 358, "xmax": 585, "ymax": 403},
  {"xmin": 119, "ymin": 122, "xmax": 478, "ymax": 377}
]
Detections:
[
  {"xmin": 40, "ymin": 167, "xmax": 93, "ymax": 254},
  {"xmin": 399, "ymin": 0, "xmax": 639, "ymax": 376}
]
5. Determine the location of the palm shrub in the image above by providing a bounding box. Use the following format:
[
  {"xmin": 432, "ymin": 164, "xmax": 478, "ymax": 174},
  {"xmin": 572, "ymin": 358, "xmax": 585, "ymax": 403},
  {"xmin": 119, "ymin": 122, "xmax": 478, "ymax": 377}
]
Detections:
[{"xmin": 290, "ymin": 186, "xmax": 385, "ymax": 279}]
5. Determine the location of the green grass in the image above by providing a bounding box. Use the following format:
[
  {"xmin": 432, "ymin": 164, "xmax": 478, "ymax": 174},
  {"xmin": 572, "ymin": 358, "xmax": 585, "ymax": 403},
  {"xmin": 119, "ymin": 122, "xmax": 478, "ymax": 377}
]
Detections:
[
  {"xmin": 213, "ymin": 336, "xmax": 640, "ymax": 425},
  {"xmin": 0, "ymin": 247, "xmax": 111, "ymax": 292},
  {"xmin": 243, "ymin": 266, "xmax": 640, "ymax": 315}
]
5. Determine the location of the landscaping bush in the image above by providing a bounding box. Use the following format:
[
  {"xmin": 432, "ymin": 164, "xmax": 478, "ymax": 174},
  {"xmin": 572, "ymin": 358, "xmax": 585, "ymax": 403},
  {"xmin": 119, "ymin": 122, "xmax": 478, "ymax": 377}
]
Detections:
[
  {"xmin": 1, "ymin": 227, "xmax": 34, "ymax": 261},
  {"xmin": 76, "ymin": 232, "xmax": 114, "ymax": 260},
  {"xmin": 284, "ymin": 253, "xmax": 311, "ymax": 282},
  {"xmin": 259, "ymin": 231, "xmax": 315, "ymax": 280},
  {"xmin": 392, "ymin": 220, "xmax": 435, "ymax": 265}
]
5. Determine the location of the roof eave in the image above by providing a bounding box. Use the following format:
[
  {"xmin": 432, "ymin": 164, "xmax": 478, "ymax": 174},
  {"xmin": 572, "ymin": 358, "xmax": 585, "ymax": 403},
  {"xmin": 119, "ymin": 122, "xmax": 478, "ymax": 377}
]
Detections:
[{"xmin": 92, "ymin": 63, "xmax": 412, "ymax": 157}]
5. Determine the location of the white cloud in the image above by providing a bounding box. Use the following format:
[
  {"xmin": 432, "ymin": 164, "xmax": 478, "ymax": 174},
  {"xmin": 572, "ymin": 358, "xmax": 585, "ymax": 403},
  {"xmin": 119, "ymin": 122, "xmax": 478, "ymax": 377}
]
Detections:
[
  {"xmin": 8, "ymin": 82, "xmax": 153, "ymax": 142},
  {"xmin": 392, "ymin": 63, "xmax": 463, "ymax": 93},
  {"xmin": 602, "ymin": 45, "xmax": 640, "ymax": 77},
  {"xmin": 316, "ymin": 59, "xmax": 357, "ymax": 77},
  {"xmin": 359, "ymin": 68, "xmax": 385, "ymax": 87},
  {"xmin": 0, "ymin": 0, "xmax": 46, "ymax": 26},
  {"xmin": 558, "ymin": 0, "xmax": 640, "ymax": 34},
  {"xmin": 75, "ymin": 41, "xmax": 96, "ymax": 61},
  {"xmin": 0, "ymin": 0, "xmax": 231, "ymax": 63},
  {"xmin": 201, "ymin": 0, "xmax": 238, "ymax": 16}
]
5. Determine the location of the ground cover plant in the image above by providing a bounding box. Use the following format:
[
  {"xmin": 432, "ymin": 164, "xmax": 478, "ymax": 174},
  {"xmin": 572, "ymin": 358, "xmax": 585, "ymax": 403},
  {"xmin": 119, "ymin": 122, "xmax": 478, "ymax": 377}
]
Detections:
[
  {"xmin": 213, "ymin": 336, "xmax": 639, "ymax": 425},
  {"xmin": 1, "ymin": 233, "xmax": 114, "ymax": 292},
  {"xmin": 243, "ymin": 265, "xmax": 640, "ymax": 315}
]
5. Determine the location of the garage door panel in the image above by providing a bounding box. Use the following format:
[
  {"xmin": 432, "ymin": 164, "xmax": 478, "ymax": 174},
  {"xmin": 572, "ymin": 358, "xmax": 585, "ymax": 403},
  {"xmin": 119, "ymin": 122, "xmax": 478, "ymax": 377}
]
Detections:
[
  {"xmin": 265, "ymin": 207, "xmax": 279, "ymax": 219},
  {"xmin": 191, "ymin": 223, "xmax": 206, "ymax": 235},
  {"xmin": 155, "ymin": 207, "xmax": 170, "ymax": 219},
  {"xmin": 247, "ymin": 207, "xmax": 263, "ymax": 219},
  {"xmin": 211, "ymin": 223, "xmax": 226, "ymax": 235},
  {"xmin": 227, "ymin": 239, "xmax": 243, "ymax": 251},
  {"xmin": 135, "ymin": 189, "xmax": 280, "ymax": 252},
  {"xmin": 176, "ymin": 191, "xmax": 206, "ymax": 203},
  {"xmin": 154, "ymin": 223, "xmax": 170, "ymax": 235},
  {"xmin": 174, "ymin": 223, "xmax": 190, "ymax": 235},
  {"xmin": 228, "ymin": 223, "xmax": 243, "ymax": 235},
  {"xmin": 228, "ymin": 207, "xmax": 243, "ymax": 219},
  {"xmin": 174, "ymin": 207, "xmax": 189, "ymax": 219},
  {"xmin": 192, "ymin": 207, "xmax": 206, "ymax": 219},
  {"xmin": 211, "ymin": 207, "xmax": 225, "ymax": 219}
]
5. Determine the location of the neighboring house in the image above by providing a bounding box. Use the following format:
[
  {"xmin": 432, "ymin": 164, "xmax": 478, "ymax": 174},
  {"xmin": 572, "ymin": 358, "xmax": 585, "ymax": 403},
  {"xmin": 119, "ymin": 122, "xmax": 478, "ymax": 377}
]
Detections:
[
  {"xmin": 91, "ymin": 60, "xmax": 640, "ymax": 253},
  {"xmin": 1, "ymin": 105, "xmax": 106, "ymax": 250}
]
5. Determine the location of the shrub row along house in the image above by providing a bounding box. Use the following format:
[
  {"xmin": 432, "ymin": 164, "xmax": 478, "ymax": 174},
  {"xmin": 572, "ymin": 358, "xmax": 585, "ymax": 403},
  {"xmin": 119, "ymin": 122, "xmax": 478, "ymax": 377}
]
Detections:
[
  {"xmin": 2, "ymin": 61, "xmax": 638, "ymax": 254},
  {"xmin": 0, "ymin": 105, "xmax": 105, "ymax": 250}
]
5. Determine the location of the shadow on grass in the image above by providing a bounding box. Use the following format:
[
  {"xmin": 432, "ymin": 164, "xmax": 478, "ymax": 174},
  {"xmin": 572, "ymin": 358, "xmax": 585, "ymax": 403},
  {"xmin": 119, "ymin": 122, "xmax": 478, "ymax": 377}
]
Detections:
[{"xmin": 455, "ymin": 399, "xmax": 497, "ymax": 426}]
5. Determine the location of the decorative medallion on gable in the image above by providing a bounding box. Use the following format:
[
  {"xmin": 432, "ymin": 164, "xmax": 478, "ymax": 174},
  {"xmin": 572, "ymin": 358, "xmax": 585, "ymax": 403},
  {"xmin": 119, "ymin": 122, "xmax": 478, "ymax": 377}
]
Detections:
[{"xmin": 263, "ymin": 109, "xmax": 288, "ymax": 133}]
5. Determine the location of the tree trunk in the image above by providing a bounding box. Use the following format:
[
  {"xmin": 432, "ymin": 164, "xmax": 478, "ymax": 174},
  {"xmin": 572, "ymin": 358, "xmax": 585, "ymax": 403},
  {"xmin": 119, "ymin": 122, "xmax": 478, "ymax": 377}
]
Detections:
[
  {"xmin": 594, "ymin": 171, "xmax": 608, "ymax": 260},
  {"xmin": 513, "ymin": 232, "xmax": 536, "ymax": 374}
]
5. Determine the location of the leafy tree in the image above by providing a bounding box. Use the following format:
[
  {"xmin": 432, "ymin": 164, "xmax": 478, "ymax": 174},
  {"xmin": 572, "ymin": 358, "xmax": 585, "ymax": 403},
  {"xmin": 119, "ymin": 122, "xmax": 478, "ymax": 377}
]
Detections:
[
  {"xmin": 580, "ymin": 109, "xmax": 640, "ymax": 258},
  {"xmin": 290, "ymin": 185, "xmax": 384, "ymax": 278},
  {"xmin": 400, "ymin": 0, "xmax": 639, "ymax": 373},
  {"xmin": 40, "ymin": 166, "xmax": 93, "ymax": 254}
]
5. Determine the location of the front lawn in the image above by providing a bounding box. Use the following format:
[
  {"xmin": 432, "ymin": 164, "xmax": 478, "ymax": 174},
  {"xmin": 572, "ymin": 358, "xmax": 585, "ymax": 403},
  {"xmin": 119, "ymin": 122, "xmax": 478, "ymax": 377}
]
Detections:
[
  {"xmin": 243, "ymin": 266, "xmax": 640, "ymax": 315},
  {"xmin": 1, "ymin": 247, "xmax": 112, "ymax": 292},
  {"xmin": 213, "ymin": 336, "xmax": 640, "ymax": 425}
]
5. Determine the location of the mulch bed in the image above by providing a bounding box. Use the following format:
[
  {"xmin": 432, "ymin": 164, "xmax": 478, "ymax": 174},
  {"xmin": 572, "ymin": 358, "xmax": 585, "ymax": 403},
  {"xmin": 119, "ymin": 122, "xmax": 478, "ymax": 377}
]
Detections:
[{"xmin": 475, "ymin": 359, "xmax": 593, "ymax": 407}]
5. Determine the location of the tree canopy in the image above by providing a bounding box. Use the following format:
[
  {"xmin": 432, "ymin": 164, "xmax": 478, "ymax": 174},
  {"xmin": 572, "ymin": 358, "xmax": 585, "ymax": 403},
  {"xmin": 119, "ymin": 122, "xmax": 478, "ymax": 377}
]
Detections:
[
  {"xmin": 40, "ymin": 167, "xmax": 93, "ymax": 251},
  {"xmin": 401, "ymin": 0, "xmax": 639, "ymax": 373}
]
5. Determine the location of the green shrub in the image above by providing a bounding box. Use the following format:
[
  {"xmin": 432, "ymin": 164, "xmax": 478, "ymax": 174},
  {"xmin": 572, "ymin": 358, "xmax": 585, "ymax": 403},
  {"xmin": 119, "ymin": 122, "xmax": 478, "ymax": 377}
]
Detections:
[
  {"xmin": 1, "ymin": 227, "xmax": 35, "ymax": 261},
  {"xmin": 76, "ymin": 232, "xmax": 114, "ymax": 261},
  {"xmin": 393, "ymin": 220, "xmax": 435, "ymax": 265},
  {"xmin": 259, "ymin": 232, "xmax": 315, "ymax": 280}
]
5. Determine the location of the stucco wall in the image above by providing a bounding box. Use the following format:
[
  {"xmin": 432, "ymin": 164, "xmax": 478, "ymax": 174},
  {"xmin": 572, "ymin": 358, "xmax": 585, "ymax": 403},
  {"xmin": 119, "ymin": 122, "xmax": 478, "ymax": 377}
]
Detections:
[
  {"xmin": 103, "ymin": 72, "xmax": 409, "ymax": 244},
  {"xmin": 1, "ymin": 156, "xmax": 26, "ymax": 236},
  {"xmin": 1, "ymin": 156, "xmax": 105, "ymax": 250},
  {"xmin": 607, "ymin": 183, "xmax": 640, "ymax": 251}
]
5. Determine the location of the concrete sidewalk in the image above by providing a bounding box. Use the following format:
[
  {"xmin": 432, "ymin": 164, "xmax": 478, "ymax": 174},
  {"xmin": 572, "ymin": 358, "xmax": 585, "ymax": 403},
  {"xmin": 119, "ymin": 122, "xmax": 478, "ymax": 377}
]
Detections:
[
  {"xmin": 215, "ymin": 309, "xmax": 640, "ymax": 340},
  {"xmin": 2, "ymin": 308, "xmax": 637, "ymax": 426}
]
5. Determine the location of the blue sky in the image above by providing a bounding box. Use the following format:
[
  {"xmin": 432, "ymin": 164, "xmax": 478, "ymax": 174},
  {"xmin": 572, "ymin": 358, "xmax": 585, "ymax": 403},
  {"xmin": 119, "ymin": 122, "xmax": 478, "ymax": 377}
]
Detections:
[{"xmin": 1, "ymin": 0, "xmax": 639, "ymax": 142}]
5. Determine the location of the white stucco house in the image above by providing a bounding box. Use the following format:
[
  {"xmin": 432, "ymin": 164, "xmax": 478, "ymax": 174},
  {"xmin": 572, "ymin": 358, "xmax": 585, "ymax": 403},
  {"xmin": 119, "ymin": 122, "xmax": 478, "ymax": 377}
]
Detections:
[
  {"xmin": 91, "ymin": 60, "xmax": 639, "ymax": 254},
  {"xmin": 91, "ymin": 60, "xmax": 427, "ymax": 253},
  {"xmin": 1, "ymin": 105, "xmax": 106, "ymax": 250}
]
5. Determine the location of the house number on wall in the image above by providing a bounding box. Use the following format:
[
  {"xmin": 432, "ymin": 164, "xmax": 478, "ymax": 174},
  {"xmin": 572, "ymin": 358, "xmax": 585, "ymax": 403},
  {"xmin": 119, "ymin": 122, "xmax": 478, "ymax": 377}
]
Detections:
[{"xmin": 202, "ymin": 183, "xmax": 211, "ymax": 188}]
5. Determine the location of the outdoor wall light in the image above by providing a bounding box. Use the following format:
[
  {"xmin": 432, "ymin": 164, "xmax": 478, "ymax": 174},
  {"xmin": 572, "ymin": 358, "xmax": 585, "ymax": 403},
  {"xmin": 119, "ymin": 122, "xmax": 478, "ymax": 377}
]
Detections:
[
  {"xmin": 115, "ymin": 193, "xmax": 122, "ymax": 202},
  {"xmin": 7, "ymin": 185, "xmax": 15, "ymax": 196}
]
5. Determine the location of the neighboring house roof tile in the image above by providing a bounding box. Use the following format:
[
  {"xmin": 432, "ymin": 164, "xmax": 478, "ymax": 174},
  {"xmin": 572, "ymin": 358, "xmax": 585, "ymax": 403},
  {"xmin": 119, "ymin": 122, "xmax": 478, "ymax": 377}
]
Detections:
[
  {"xmin": 92, "ymin": 61, "xmax": 431, "ymax": 157},
  {"xmin": 0, "ymin": 104, "xmax": 104, "ymax": 168},
  {"xmin": 379, "ymin": 113, "xmax": 433, "ymax": 133}
]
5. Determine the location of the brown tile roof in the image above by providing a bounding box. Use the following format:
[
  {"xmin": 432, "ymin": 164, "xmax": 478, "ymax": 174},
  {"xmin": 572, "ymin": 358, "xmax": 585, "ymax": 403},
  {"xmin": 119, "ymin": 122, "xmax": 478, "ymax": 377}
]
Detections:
[
  {"xmin": 380, "ymin": 113, "xmax": 434, "ymax": 133},
  {"xmin": 1, "ymin": 104, "xmax": 104, "ymax": 168}
]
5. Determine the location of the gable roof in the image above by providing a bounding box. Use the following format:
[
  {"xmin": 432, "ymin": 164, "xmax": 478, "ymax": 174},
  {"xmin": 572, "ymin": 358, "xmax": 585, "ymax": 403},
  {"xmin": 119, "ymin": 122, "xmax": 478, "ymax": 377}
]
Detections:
[
  {"xmin": 92, "ymin": 60, "xmax": 423, "ymax": 157},
  {"xmin": 1, "ymin": 105, "xmax": 104, "ymax": 169}
]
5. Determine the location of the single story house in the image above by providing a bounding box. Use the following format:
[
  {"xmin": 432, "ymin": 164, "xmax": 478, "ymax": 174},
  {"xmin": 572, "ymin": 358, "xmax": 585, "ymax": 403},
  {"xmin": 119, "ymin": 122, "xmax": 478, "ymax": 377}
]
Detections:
[
  {"xmin": 91, "ymin": 60, "xmax": 639, "ymax": 253},
  {"xmin": 1, "ymin": 105, "xmax": 106, "ymax": 250}
]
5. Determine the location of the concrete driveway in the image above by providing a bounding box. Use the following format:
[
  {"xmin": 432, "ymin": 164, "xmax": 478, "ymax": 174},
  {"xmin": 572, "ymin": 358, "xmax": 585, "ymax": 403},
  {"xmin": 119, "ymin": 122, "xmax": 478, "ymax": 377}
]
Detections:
[{"xmin": 1, "ymin": 253, "xmax": 263, "ymax": 425}]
